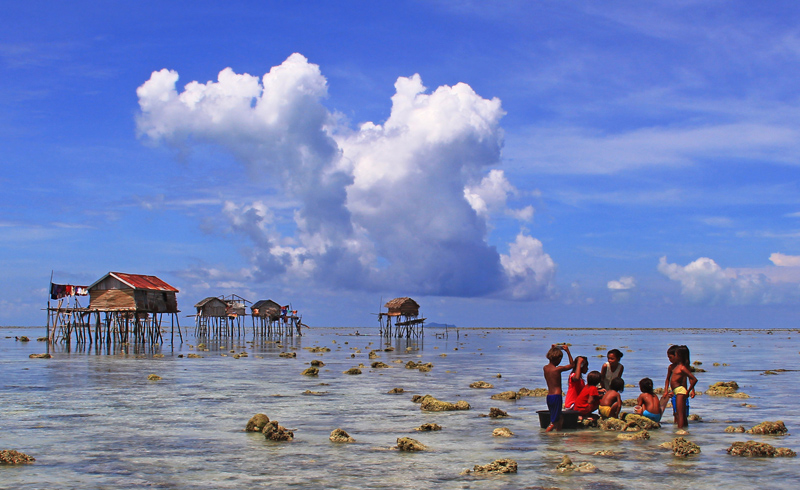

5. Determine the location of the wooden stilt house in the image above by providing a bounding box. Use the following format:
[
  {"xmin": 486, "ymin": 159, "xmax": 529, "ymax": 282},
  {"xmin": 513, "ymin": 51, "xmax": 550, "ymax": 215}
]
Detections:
[
  {"xmin": 251, "ymin": 299, "xmax": 304, "ymax": 336},
  {"xmin": 47, "ymin": 272, "xmax": 182, "ymax": 345},
  {"xmin": 378, "ymin": 297, "xmax": 425, "ymax": 338}
]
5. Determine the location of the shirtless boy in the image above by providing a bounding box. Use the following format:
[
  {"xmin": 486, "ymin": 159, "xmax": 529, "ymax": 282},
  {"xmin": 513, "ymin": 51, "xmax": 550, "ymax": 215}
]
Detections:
[{"xmin": 543, "ymin": 344, "xmax": 575, "ymax": 432}]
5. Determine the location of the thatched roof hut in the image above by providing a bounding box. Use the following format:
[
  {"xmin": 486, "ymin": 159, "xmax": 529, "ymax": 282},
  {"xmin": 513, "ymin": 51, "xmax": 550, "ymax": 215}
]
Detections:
[
  {"xmin": 88, "ymin": 272, "xmax": 179, "ymax": 313},
  {"xmin": 251, "ymin": 299, "xmax": 282, "ymax": 320},
  {"xmin": 384, "ymin": 297, "xmax": 419, "ymax": 317},
  {"xmin": 195, "ymin": 297, "xmax": 228, "ymax": 317}
]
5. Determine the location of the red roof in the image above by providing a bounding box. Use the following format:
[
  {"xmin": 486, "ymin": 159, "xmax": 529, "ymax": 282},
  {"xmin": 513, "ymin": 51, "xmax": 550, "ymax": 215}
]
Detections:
[{"xmin": 89, "ymin": 272, "xmax": 179, "ymax": 292}]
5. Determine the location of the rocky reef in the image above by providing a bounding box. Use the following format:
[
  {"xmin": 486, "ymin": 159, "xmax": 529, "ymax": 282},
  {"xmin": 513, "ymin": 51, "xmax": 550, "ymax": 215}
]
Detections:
[
  {"xmin": 660, "ymin": 437, "xmax": 701, "ymax": 457},
  {"xmin": 727, "ymin": 441, "xmax": 796, "ymax": 457},
  {"xmin": 329, "ymin": 428, "xmax": 355, "ymax": 442},
  {"xmin": 461, "ymin": 458, "xmax": 517, "ymax": 475},
  {"xmin": 555, "ymin": 455, "xmax": 597, "ymax": 473},
  {"xmin": 746, "ymin": 421, "xmax": 788, "ymax": 435},
  {"xmin": 418, "ymin": 395, "xmax": 470, "ymax": 411},
  {"xmin": 396, "ymin": 437, "xmax": 426, "ymax": 451},
  {"xmin": 263, "ymin": 420, "xmax": 294, "ymax": 442},
  {"xmin": 0, "ymin": 450, "xmax": 35, "ymax": 464}
]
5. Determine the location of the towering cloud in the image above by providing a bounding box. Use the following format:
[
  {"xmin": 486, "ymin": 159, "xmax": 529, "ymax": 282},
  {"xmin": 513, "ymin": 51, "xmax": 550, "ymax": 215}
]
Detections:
[{"xmin": 136, "ymin": 53, "xmax": 556, "ymax": 299}]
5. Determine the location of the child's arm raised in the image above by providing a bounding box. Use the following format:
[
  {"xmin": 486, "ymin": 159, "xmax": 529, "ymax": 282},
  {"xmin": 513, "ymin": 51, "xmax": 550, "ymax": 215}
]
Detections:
[{"xmin": 563, "ymin": 345, "xmax": 575, "ymax": 370}]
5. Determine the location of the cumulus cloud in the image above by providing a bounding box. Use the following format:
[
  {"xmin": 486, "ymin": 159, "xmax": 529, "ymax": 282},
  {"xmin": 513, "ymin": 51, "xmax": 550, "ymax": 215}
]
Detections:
[
  {"xmin": 136, "ymin": 54, "xmax": 556, "ymax": 300},
  {"xmin": 769, "ymin": 252, "xmax": 800, "ymax": 267},
  {"xmin": 607, "ymin": 276, "xmax": 636, "ymax": 290},
  {"xmin": 657, "ymin": 256, "xmax": 775, "ymax": 305}
]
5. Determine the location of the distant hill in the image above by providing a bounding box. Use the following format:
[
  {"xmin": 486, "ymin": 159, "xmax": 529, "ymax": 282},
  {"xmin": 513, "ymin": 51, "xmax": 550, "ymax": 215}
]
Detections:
[{"xmin": 425, "ymin": 322, "xmax": 457, "ymax": 329}]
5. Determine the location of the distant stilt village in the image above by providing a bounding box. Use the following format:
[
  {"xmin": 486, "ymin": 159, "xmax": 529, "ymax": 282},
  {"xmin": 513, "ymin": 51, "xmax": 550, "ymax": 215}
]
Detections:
[{"xmin": 46, "ymin": 271, "xmax": 430, "ymax": 346}]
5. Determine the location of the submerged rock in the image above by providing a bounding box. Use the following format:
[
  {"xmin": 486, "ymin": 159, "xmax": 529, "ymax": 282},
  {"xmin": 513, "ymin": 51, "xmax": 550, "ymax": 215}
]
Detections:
[
  {"xmin": 416, "ymin": 423, "xmax": 442, "ymax": 431},
  {"xmin": 388, "ymin": 387, "xmax": 404, "ymax": 394},
  {"xmin": 593, "ymin": 450, "xmax": 616, "ymax": 457},
  {"xmin": 186, "ymin": 353, "xmax": 202, "ymax": 358},
  {"xmin": 310, "ymin": 359, "xmax": 325, "ymax": 367},
  {"xmin": 411, "ymin": 394, "xmax": 424, "ymax": 403},
  {"xmin": 469, "ymin": 381, "xmax": 494, "ymax": 389},
  {"xmin": 462, "ymin": 458, "xmax": 517, "ymax": 475},
  {"xmin": 622, "ymin": 398, "xmax": 638, "ymax": 407},
  {"xmin": 371, "ymin": 361, "xmax": 389, "ymax": 369},
  {"xmin": 279, "ymin": 352, "xmax": 296, "ymax": 358},
  {"xmin": 661, "ymin": 437, "xmax": 701, "ymax": 457},
  {"xmin": 245, "ymin": 413, "xmax": 270, "ymax": 432},
  {"xmin": 622, "ymin": 413, "xmax": 661, "ymax": 430},
  {"xmin": 418, "ymin": 395, "xmax": 470, "ymax": 411},
  {"xmin": 396, "ymin": 437, "xmax": 426, "ymax": 451},
  {"xmin": 727, "ymin": 441, "xmax": 796, "ymax": 457},
  {"xmin": 617, "ymin": 430, "xmax": 650, "ymax": 441},
  {"xmin": 598, "ymin": 418, "xmax": 629, "ymax": 432},
  {"xmin": 16, "ymin": 336, "xmax": 30, "ymax": 342},
  {"xmin": 517, "ymin": 387, "xmax": 548, "ymax": 397},
  {"xmin": 329, "ymin": 428, "xmax": 355, "ymax": 443},
  {"xmin": 492, "ymin": 427, "xmax": 514, "ymax": 437},
  {"xmin": 487, "ymin": 407, "xmax": 509, "ymax": 418},
  {"xmin": 491, "ymin": 391, "xmax": 520, "ymax": 401},
  {"xmin": 147, "ymin": 374, "xmax": 162, "ymax": 381},
  {"xmin": 705, "ymin": 381, "xmax": 739, "ymax": 396},
  {"xmin": 555, "ymin": 455, "xmax": 597, "ymax": 473},
  {"xmin": 0, "ymin": 450, "xmax": 35, "ymax": 464},
  {"xmin": 343, "ymin": 367, "xmax": 362, "ymax": 375},
  {"xmin": 725, "ymin": 426, "xmax": 746, "ymax": 433},
  {"xmin": 28, "ymin": 353, "xmax": 52, "ymax": 359},
  {"xmin": 301, "ymin": 367, "xmax": 319, "ymax": 376},
  {"xmin": 369, "ymin": 351, "xmax": 380, "ymax": 359},
  {"xmin": 688, "ymin": 414, "xmax": 702, "ymax": 422},
  {"xmin": 746, "ymin": 421, "xmax": 788, "ymax": 435},
  {"xmin": 263, "ymin": 420, "xmax": 294, "ymax": 441}
]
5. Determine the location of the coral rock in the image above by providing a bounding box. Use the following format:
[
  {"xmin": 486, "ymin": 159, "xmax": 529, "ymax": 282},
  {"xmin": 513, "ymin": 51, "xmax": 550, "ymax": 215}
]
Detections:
[
  {"xmin": 725, "ymin": 425, "xmax": 746, "ymax": 433},
  {"xmin": 416, "ymin": 423, "xmax": 442, "ymax": 431},
  {"xmin": 329, "ymin": 428, "xmax": 355, "ymax": 443},
  {"xmin": 746, "ymin": 421, "xmax": 788, "ymax": 435},
  {"xmin": 262, "ymin": 420, "xmax": 294, "ymax": 441},
  {"xmin": 418, "ymin": 395, "xmax": 470, "ymax": 411},
  {"xmin": 727, "ymin": 441, "xmax": 796, "ymax": 457},
  {"xmin": 491, "ymin": 391, "xmax": 520, "ymax": 401},
  {"xmin": 343, "ymin": 368, "xmax": 362, "ymax": 375},
  {"xmin": 396, "ymin": 437, "xmax": 426, "ymax": 451},
  {"xmin": 518, "ymin": 387, "xmax": 548, "ymax": 397},
  {"xmin": 301, "ymin": 367, "xmax": 319, "ymax": 376},
  {"xmin": 488, "ymin": 407, "xmax": 509, "ymax": 418},
  {"xmin": 310, "ymin": 359, "xmax": 325, "ymax": 366},
  {"xmin": 556, "ymin": 455, "xmax": 597, "ymax": 473},
  {"xmin": 617, "ymin": 430, "xmax": 650, "ymax": 441},
  {"xmin": 147, "ymin": 374, "xmax": 162, "ymax": 381},
  {"xmin": 462, "ymin": 458, "xmax": 517, "ymax": 475},
  {"xmin": 705, "ymin": 381, "xmax": 739, "ymax": 396},
  {"xmin": 245, "ymin": 414, "xmax": 270, "ymax": 432},
  {"xmin": 0, "ymin": 450, "xmax": 35, "ymax": 464},
  {"xmin": 371, "ymin": 361, "xmax": 389, "ymax": 369},
  {"xmin": 622, "ymin": 413, "xmax": 661, "ymax": 430},
  {"xmin": 388, "ymin": 387, "xmax": 404, "ymax": 394},
  {"xmin": 469, "ymin": 381, "xmax": 494, "ymax": 389},
  {"xmin": 492, "ymin": 427, "xmax": 514, "ymax": 437},
  {"xmin": 663, "ymin": 437, "xmax": 701, "ymax": 457}
]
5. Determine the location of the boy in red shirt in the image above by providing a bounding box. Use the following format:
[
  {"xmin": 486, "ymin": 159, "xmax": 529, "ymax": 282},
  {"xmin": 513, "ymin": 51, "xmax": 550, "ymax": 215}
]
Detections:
[{"xmin": 573, "ymin": 371, "xmax": 602, "ymax": 420}]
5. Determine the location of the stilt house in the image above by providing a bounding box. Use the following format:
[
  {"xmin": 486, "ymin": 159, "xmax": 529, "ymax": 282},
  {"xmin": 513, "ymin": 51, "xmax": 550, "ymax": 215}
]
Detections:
[{"xmin": 88, "ymin": 272, "xmax": 179, "ymax": 313}]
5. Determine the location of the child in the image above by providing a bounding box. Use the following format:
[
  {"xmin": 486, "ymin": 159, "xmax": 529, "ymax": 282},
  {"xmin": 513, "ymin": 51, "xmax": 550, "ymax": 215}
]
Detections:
[
  {"xmin": 598, "ymin": 377, "xmax": 624, "ymax": 419},
  {"xmin": 564, "ymin": 356, "xmax": 588, "ymax": 409},
  {"xmin": 573, "ymin": 370, "xmax": 602, "ymax": 420},
  {"xmin": 543, "ymin": 344, "xmax": 575, "ymax": 432},
  {"xmin": 634, "ymin": 377, "xmax": 663, "ymax": 423},
  {"xmin": 600, "ymin": 348, "xmax": 624, "ymax": 390},
  {"xmin": 661, "ymin": 344, "xmax": 697, "ymax": 430}
]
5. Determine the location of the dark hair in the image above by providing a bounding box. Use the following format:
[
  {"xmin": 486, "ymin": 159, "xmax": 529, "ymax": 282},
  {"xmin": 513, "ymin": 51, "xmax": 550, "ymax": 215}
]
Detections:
[
  {"xmin": 572, "ymin": 356, "xmax": 588, "ymax": 373},
  {"xmin": 675, "ymin": 345, "xmax": 691, "ymax": 367},
  {"xmin": 587, "ymin": 370, "xmax": 601, "ymax": 386},
  {"xmin": 547, "ymin": 346, "xmax": 563, "ymax": 363},
  {"xmin": 639, "ymin": 377, "xmax": 654, "ymax": 394},
  {"xmin": 608, "ymin": 348, "xmax": 623, "ymax": 359},
  {"xmin": 609, "ymin": 377, "xmax": 625, "ymax": 392},
  {"xmin": 667, "ymin": 344, "xmax": 679, "ymax": 356}
]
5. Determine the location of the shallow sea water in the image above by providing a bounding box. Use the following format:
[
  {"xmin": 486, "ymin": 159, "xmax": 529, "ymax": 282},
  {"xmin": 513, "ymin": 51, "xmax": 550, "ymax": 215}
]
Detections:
[{"xmin": 0, "ymin": 326, "xmax": 798, "ymax": 489}]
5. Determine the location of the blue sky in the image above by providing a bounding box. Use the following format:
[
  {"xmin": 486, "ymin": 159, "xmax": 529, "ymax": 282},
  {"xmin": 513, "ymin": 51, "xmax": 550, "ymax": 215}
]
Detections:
[{"xmin": 4, "ymin": 1, "xmax": 800, "ymax": 328}]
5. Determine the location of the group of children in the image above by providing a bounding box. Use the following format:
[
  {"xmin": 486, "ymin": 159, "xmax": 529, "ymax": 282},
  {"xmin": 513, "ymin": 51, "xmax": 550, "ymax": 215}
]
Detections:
[{"xmin": 543, "ymin": 344, "xmax": 697, "ymax": 432}]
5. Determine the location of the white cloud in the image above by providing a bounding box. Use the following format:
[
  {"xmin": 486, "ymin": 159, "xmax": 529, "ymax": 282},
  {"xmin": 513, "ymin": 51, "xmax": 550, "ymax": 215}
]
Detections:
[
  {"xmin": 607, "ymin": 276, "xmax": 636, "ymax": 290},
  {"xmin": 499, "ymin": 233, "xmax": 557, "ymax": 300},
  {"xmin": 137, "ymin": 54, "xmax": 555, "ymax": 299},
  {"xmin": 657, "ymin": 256, "xmax": 775, "ymax": 305},
  {"xmin": 769, "ymin": 252, "xmax": 800, "ymax": 267}
]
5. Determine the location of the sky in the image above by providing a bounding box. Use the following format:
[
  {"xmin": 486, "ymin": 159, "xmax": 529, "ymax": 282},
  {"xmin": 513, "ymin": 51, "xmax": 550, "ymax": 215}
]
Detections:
[{"xmin": 4, "ymin": 1, "xmax": 800, "ymax": 329}]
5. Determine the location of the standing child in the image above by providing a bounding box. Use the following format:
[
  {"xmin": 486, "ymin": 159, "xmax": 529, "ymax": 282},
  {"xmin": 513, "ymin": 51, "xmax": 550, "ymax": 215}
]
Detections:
[
  {"xmin": 634, "ymin": 377, "xmax": 663, "ymax": 422},
  {"xmin": 598, "ymin": 377, "xmax": 624, "ymax": 418},
  {"xmin": 600, "ymin": 349, "xmax": 624, "ymax": 390},
  {"xmin": 573, "ymin": 371, "xmax": 603, "ymax": 420},
  {"xmin": 564, "ymin": 356, "xmax": 588, "ymax": 409},
  {"xmin": 661, "ymin": 344, "xmax": 697, "ymax": 430},
  {"xmin": 542, "ymin": 344, "xmax": 575, "ymax": 432}
]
